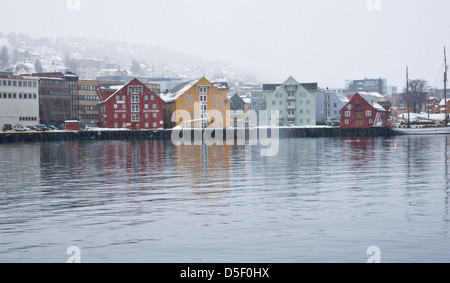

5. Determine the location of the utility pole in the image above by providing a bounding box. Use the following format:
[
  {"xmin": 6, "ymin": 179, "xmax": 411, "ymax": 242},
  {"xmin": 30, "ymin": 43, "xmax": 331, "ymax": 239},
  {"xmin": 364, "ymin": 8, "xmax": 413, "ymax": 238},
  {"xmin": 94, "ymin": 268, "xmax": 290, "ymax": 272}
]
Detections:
[
  {"xmin": 445, "ymin": 47, "xmax": 448, "ymax": 127},
  {"xmin": 407, "ymin": 66, "xmax": 410, "ymax": 128}
]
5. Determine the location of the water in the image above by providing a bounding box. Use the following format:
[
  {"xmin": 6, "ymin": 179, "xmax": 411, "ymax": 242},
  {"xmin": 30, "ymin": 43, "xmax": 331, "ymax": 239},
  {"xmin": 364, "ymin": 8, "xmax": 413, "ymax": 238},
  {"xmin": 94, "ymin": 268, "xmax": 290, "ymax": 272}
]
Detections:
[{"xmin": 0, "ymin": 136, "xmax": 449, "ymax": 263}]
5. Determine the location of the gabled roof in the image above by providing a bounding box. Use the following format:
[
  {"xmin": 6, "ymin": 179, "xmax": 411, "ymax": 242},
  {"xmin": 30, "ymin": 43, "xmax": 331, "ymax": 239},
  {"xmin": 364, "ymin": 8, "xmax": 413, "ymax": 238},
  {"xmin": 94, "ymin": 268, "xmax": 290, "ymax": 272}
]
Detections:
[
  {"xmin": 161, "ymin": 78, "xmax": 201, "ymax": 103},
  {"xmin": 357, "ymin": 92, "xmax": 388, "ymax": 112}
]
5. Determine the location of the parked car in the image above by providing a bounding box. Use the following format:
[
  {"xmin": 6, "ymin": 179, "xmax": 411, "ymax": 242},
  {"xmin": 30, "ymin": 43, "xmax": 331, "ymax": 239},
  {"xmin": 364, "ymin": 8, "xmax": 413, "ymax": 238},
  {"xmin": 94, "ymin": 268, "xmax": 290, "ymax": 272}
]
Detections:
[
  {"xmin": 27, "ymin": 126, "xmax": 38, "ymax": 131},
  {"xmin": 2, "ymin": 124, "xmax": 12, "ymax": 131},
  {"xmin": 14, "ymin": 125, "xmax": 30, "ymax": 132},
  {"xmin": 84, "ymin": 125, "xmax": 99, "ymax": 131},
  {"xmin": 47, "ymin": 125, "xmax": 58, "ymax": 131},
  {"xmin": 34, "ymin": 125, "xmax": 49, "ymax": 131}
]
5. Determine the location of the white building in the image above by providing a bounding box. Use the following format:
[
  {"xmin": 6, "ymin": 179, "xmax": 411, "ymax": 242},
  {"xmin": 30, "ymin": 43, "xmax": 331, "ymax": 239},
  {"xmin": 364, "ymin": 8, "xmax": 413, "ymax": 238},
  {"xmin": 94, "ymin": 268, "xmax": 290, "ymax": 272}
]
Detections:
[{"xmin": 0, "ymin": 75, "xmax": 40, "ymax": 128}]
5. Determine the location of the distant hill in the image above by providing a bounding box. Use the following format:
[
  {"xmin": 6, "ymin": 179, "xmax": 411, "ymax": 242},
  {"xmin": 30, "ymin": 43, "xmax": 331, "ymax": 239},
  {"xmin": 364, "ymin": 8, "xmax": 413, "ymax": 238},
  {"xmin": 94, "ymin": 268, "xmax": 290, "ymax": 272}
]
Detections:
[{"xmin": 0, "ymin": 33, "xmax": 270, "ymax": 85}]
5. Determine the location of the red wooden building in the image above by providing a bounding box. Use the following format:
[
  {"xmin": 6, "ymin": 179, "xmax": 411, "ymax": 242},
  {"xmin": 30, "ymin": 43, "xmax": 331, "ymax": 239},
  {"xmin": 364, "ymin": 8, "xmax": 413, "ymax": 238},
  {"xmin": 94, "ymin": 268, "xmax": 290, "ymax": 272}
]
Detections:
[
  {"xmin": 97, "ymin": 78, "xmax": 164, "ymax": 129},
  {"xmin": 340, "ymin": 92, "xmax": 391, "ymax": 129}
]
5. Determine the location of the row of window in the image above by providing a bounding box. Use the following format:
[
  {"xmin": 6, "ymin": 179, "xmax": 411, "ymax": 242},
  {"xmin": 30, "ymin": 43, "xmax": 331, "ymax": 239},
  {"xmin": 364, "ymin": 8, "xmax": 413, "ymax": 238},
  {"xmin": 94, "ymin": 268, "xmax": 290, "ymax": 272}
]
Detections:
[
  {"xmin": 19, "ymin": 117, "xmax": 38, "ymax": 121},
  {"xmin": 252, "ymin": 102, "xmax": 267, "ymax": 107},
  {"xmin": 0, "ymin": 93, "xmax": 37, "ymax": 99},
  {"xmin": 80, "ymin": 114, "xmax": 98, "ymax": 120},
  {"xmin": 1, "ymin": 80, "xmax": 37, "ymax": 88},
  {"xmin": 274, "ymin": 92, "xmax": 308, "ymax": 98},
  {"xmin": 182, "ymin": 103, "xmax": 224, "ymax": 110},
  {"xmin": 252, "ymin": 93, "xmax": 265, "ymax": 98},
  {"xmin": 184, "ymin": 94, "xmax": 223, "ymax": 101},
  {"xmin": 80, "ymin": 95, "xmax": 99, "ymax": 101},
  {"xmin": 113, "ymin": 104, "xmax": 158, "ymax": 110},
  {"xmin": 345, "ymin": 110, "xmax": 372, "ymax": 117},
  {"xmin": 40, "ymin": 80, "xmax": 65, "ymax": 86},
  {"xmin": 277, "ymin": 109, "xmax": 312, "ymax": 115},
  {"xmin": 343, "ymin": 119, "xmax": 374, "ymax": 125},
  {"xmin": 113, "ymin": 113, "xmax": 158, "ymax": 119},
  {"xmin": 270, "ymin": 100, "xmax": 311, "ymax": 106},
  {"xmin": 115, "ymin": 95, "xmax": 156, "ymax": 102}
]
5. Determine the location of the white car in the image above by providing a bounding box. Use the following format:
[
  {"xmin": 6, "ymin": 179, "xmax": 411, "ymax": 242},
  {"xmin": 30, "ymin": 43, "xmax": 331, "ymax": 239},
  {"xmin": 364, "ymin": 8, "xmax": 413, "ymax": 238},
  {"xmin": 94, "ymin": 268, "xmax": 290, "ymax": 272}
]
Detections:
[{"xmin": 14, "ymin": 125, "xmax": 31, "ymax": 132}]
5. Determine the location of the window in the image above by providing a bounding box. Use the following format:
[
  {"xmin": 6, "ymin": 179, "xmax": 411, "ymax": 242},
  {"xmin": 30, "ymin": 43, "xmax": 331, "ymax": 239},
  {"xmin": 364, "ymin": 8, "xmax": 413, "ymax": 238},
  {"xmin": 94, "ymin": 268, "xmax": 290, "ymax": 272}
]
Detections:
[
  {"xmin": 272, "ymin": 101, "xmax": 276, "ymax": 105},
  {"xmin": 366, "ymin": 110, "xmax": 372, "ymax": 117},
  {"xmin": 279, "ymin": 100, "xmax": 283, "ymax": 105},
  {"xmin": 198, "ymin": 86, "xmax": 210, "ymax": 93},
  {"xmin": 122, "ymin": 104, "xmax": 126, "ymax": 110},
  {"xmin": 217, "ymin": 95, "xmax": 222, "ymax": 100},
  {"xmin": 145, "ymin": 123, "xmax": 149, "ymax": 128},
  {"xmin": 219, "ymin": 103, "xmax": 223, "ymax": 108},
  {"xmin": 131, "ymin": 95, "xmax": 139, "ymax": 103},
  {"xmin": 345, "ymin": 111, "xmax": 351, "ymax": 117},
  {"xmin": 200, "ymin": 95, "xmax": 207, "ymax": 102},
  {"xmin": 144, "ymin": 104, "xmax": 149, "ymax": 109},
  {"xmin": 213, "ymin": 95, "xmax": 217, "ymax": 100},
  {"xmin": 152, "ymin": 104, "xmax": 157, "ymax": 109},
  {"xmin": 369, "ymin": 119, "xmax": 374, "ymax": 124},
  {"xmin": 114, "ymin": 123, "xmax": 119, "ymax": 128},
  {"xmin": 132, "ymin": 105, "xmax": 139, "ymax": 112},
  {"xmin": 144, "ymin": 95, "xmax": 149, "ymax": 101},
  {"xmin": 190, "ymin": 103, "xmax": 194, "ymax": 109},
  {"xmin": 114, "ymin": 104, "xmax": 118, "ymax": 109},
  {"xmin": 114, "ymin": 114, "xmax": 118, "ymax": 119},
  {"xmin": 153, "ymin": 122, "xmax": 157, "ymax": 128},
  {"xmin": 200, "ymin": 104, "xmax": 207, "ymax": 111},
  {"xmin": 129, "ymin": 86, "xmax": 143, "ymax": 94},
  {"xmin": 153, "ymin": 113, "xmax": 158, "ymax": 119},
  {"xmin": 183, "ymin": 103, "xmax": 187, "ymax": 108},
  {"xmin": 131, "ymin": 114, "xmax": 140, "ymax": 122},
  {"xmin": 345, "ymin": 119, "xmax": 349, "ymax": 124},
  {"xmin": 213, "ymin": 103, "xmax": 217, "ymax": 108},
  {"xmin": 145, "ymin": 113, "xmax": 149, "ymax": 119},
  {"xmin": 122, "ymin": 114, "xmax": 126, "ymax": 119}
]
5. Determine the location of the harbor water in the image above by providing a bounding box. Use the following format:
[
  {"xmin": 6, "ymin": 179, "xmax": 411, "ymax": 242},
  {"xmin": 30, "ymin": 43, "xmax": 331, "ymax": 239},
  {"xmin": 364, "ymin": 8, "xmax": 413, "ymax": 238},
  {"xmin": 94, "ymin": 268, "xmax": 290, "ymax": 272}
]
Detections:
[{"xmin": 0, "ymin": 136, "xmax": 449, "ymax": 262}]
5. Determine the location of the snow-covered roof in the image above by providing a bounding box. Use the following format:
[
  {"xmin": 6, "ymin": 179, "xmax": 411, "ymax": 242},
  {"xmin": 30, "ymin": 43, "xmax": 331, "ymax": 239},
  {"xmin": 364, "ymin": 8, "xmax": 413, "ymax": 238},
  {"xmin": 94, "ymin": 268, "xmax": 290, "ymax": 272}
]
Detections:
[
  {"xmin": 439, "ymin": 98, "xmax": 450, "ymax": 106},
  {"xmin": 359, "ymin": 93, "xmax": 387, "ymax": 112},
  {"xmin": 161, "ymin": 78, "xmax": 200, "ymax": 103}
]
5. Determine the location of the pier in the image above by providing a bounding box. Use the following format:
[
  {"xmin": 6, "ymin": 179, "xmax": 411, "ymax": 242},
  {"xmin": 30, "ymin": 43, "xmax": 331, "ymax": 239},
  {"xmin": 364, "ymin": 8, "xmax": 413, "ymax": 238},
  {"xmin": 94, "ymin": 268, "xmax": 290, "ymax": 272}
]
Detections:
[{"xmin": 0, "ymin": 127, "xmax": 396, "ymax": 144}]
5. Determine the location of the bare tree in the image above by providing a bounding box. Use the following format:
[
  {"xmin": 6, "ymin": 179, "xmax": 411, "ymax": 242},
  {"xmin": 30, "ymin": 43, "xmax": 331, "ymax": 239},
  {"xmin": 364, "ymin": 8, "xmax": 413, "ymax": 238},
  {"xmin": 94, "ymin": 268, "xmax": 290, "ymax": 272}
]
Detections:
[{"xmin": 402, "ymin": 79, "xmax": 430, "ymax": 113}]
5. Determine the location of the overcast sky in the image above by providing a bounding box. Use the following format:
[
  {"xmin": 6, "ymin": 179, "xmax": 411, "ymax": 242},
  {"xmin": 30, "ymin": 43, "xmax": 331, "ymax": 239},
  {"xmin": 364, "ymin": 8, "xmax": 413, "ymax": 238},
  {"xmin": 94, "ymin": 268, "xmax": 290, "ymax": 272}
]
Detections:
[{"xmin": 1, "ymin": 0, "xmax": 449, "ymax": 89}]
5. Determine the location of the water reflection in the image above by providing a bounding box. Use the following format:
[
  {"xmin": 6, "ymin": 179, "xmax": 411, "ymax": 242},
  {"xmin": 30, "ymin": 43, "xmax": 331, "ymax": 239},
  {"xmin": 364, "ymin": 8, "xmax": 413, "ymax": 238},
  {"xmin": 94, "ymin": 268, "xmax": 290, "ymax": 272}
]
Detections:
[{"xmin": 1, "ymin": 137, "xmax": 450, "ymax": 262}]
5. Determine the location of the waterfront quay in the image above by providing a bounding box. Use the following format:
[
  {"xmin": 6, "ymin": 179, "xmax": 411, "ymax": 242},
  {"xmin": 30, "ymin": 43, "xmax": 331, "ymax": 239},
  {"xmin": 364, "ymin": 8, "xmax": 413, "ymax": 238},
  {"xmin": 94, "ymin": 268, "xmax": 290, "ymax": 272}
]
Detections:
[{"xmin": 0, "ymin": 127, "xmax": 395, "ymax": 144}]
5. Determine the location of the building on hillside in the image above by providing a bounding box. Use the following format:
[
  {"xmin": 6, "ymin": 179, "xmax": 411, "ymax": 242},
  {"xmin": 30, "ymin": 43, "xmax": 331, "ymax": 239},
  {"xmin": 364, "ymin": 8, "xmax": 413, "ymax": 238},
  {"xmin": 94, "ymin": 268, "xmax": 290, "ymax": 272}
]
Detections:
[
  {"xmin": 264, "ymin": 76, "xmax": 317, "ymax": 127},
  {"xmin": 162, "ymin": 77, "xmax": 231, "ymax": 129},
  {"xmin": 97, "ymin": 78, "xmax": 164, "ymax": 129},
  {"xmin": 316, "ymin": 89, "xmax": 349, "ymax": 125},
  {"xmin": 0, "ymin": 74, "xmax": 39, "ymax": 128},
  {"xmin": 340, "ymin": 92, "xmax": 391, "ymax": 129}
]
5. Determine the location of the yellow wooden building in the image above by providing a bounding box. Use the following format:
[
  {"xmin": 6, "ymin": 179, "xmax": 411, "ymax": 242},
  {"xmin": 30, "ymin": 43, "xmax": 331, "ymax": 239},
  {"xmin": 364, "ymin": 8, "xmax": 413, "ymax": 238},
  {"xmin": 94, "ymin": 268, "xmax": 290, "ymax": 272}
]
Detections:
[{"xmin": 162, "ymin": 77, "xmax": 231, "ymax": 128}]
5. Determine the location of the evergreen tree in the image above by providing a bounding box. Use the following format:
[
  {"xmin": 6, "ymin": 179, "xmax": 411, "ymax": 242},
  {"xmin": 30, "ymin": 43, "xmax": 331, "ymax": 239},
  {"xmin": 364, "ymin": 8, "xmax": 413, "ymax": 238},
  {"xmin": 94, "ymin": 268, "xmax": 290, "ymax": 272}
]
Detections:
[
  {"xmin": 0, "ymin": 46, "xmax": 9, "ymax": 69},
  {"xmin": 35, "ymin": 59, "xmax": 43, "ymax": 73},
  {"xmin": 131, "ymin": 59, "xmax": 141, "ymax": 75}
]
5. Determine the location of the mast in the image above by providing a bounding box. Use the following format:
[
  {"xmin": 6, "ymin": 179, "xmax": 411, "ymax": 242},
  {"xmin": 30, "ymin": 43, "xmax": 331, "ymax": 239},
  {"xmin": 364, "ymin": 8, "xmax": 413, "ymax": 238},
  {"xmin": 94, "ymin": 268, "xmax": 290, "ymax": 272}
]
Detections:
[
  {"xmin": 445, "ymin": 47, "xmax": 448, "ymax": 127},
  {"xmin": 407, "ymin": 66, "xmax": 410, "ymax": 128}
]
